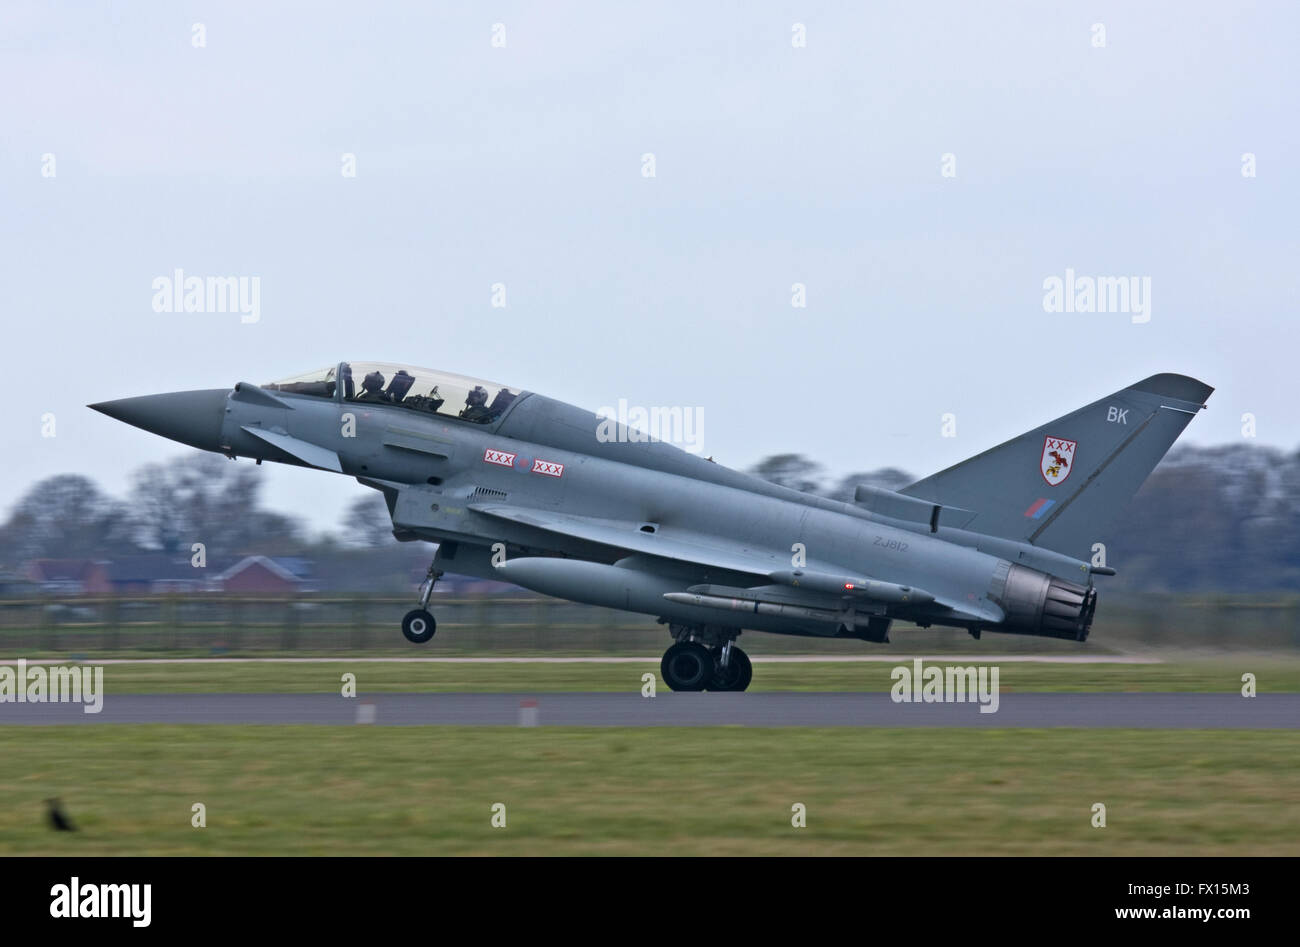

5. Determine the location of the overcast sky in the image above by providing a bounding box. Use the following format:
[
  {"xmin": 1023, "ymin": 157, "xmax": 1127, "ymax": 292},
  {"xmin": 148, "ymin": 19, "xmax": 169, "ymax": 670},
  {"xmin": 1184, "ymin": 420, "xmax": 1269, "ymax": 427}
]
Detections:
[{"xmin": 3, "ymin": 2, "xmax": 1296, "ymax": 535}]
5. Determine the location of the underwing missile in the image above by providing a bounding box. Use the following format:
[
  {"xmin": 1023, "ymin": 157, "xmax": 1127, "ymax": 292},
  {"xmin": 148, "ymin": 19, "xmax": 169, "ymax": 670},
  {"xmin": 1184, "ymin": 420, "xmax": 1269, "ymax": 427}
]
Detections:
[
  {"xmin": 662, "ymin": 592, "xmax": 848, "ymax": 624},
  {"xmin": 767, "ymin": 570, "xmax": 934, "ymax": 605}
]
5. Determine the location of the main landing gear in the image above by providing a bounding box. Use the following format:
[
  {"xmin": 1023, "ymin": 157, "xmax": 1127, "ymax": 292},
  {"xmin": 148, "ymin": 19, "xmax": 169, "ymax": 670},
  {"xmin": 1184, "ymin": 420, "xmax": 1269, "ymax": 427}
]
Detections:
[
  {"xmin": 401, "ymin": 562, "xmax": 443, "ymax": 644},
  {"xmin": 660, "ymin": 625, "xmax": 752, "ymax": 692}
]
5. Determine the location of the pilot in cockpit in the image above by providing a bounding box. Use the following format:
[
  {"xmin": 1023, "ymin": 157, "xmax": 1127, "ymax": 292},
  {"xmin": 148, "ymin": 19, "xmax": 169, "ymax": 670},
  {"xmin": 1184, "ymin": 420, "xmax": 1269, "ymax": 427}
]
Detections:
[
  {"xmin": 460, "ymin": 385, "xmax": 492, "ymax": 422},
  {"xmin": 354, "ymin": 370, "xmax": 388, "ymax": 402}
]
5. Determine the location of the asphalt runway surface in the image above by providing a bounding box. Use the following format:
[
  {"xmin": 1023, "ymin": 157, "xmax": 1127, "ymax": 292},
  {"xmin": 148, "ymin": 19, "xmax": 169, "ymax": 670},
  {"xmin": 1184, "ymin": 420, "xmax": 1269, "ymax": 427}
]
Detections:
[
  {"xmin": 5, "ymin": 655, "xmax": 1165, "ymax": 664},
  {"xmin": 2, "ymin": 692, "xmax": 1297, "ymax": 728}
]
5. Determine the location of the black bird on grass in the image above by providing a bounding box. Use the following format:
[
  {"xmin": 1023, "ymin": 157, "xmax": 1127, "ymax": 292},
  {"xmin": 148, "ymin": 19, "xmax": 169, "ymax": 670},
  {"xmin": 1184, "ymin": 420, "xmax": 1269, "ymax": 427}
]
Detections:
[{"xmin": 46, "ymin": 798, "xmax": 76, "ymax": 832}]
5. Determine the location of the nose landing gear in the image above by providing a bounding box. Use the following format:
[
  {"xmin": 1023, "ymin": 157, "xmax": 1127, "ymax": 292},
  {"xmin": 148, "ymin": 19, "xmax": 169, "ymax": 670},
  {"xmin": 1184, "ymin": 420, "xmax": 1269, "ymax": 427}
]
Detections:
[
  {"xmin": 401, "ymin": 562, "xmax": 443, "ymax": 644},
  {"xmin": 401, "ymin": 609, "xmax": 436, "ymax": 643}
]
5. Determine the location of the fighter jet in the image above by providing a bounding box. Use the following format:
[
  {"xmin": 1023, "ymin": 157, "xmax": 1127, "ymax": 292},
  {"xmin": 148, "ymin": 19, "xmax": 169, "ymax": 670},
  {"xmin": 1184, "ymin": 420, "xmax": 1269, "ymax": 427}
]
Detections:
[{"xmin": 90, "ymin": 364, "xmax": 1212, "ymax": 692}]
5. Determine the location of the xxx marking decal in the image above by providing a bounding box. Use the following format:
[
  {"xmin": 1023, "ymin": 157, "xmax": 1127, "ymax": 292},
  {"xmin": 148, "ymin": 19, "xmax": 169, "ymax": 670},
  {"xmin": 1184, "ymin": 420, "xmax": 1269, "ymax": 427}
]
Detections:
[{"xmin": 1040, "ymin": 436, "xmax": 1077, "ymax": 487}]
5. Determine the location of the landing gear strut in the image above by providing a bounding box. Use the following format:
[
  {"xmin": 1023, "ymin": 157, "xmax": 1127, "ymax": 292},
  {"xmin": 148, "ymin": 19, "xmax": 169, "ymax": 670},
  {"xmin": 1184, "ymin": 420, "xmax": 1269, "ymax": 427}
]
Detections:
[
  {"xmin": 709, "ymin": 641, "xmax": 753, "ymax": 692},
  {"xmin": 660, "ymin": 624, "xmax": 752, "ymax": 692},
  {"xmin": 401, "ymin": 562, "xmax": 442, "ymax": 644}
]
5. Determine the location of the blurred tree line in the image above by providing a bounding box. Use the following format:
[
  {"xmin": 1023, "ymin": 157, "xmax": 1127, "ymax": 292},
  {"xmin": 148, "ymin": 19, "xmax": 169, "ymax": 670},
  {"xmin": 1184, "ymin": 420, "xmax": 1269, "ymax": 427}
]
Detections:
[
  {"xmin": 3, "ymin": 444, "xmax": 1298, "ymax": 593},
  {"xmin": 2, "ymin": 455, "xmax": 311, "ymax": 563},
  {"xmin": 0, "ymin": 455, "xmax": 420, "ymax": 593}
]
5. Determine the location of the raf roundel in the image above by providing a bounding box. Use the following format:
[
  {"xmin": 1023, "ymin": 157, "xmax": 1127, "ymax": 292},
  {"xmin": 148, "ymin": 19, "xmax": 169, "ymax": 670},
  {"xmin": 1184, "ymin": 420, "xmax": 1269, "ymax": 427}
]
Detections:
[{"xmin": 1040, "ymin": 436, "xmax": 1077, "ymax": 487}]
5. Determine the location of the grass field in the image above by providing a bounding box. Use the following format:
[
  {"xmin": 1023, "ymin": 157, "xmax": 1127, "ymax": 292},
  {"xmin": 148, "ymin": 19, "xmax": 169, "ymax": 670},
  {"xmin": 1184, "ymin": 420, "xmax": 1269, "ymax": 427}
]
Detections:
[
  {"xmin": 4, "ymin": 658, "xmax": 1295, "ymax": 856},
  {"xmin": 2, "ymin": 656, "xmax": 1296, "ymax": 694},
  {"xmin": 1, "ymin": 726, "xmax": 1296, "ymax": 855}
]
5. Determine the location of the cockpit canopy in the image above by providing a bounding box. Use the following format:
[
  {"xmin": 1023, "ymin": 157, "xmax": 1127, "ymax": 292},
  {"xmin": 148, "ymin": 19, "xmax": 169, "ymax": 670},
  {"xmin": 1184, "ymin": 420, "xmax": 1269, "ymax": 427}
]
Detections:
[{"xmin": 264, "ymin": 362, "xmax": 520, "ymax": 425}]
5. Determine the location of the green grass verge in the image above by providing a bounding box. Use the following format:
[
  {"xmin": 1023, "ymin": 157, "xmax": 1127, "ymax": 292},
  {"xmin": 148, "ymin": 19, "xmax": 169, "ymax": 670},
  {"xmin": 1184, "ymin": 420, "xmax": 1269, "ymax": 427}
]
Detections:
[
  {"xmin": 2, "ymin": 657, "xmax": 1296, "ymax": 694},
  {"xmin": 2, "ymin": 726, "xmax": 1296, "ymax": 855}
]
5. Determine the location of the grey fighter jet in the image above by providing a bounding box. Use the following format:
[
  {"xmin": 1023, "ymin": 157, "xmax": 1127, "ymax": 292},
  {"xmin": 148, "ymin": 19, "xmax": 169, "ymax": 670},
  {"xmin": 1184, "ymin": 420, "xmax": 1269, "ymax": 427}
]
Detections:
[{"xmin": 90, "ymin": 364, "xmax": 1212, "ymax": 692}]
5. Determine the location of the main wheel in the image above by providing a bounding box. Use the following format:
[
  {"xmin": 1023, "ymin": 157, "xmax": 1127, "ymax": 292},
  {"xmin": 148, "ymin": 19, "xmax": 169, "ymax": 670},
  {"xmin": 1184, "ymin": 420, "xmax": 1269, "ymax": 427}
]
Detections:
[
  {"xmin": 660, "ymin": 641, "xmax": 713, "ymax": 691},
  {"xmin": 708, "ymin": 647, "xmax": 753, "ymax": 692},
  {"xmin": 401, "ymin": 608, "xmax": 436, "ymax": 644}
]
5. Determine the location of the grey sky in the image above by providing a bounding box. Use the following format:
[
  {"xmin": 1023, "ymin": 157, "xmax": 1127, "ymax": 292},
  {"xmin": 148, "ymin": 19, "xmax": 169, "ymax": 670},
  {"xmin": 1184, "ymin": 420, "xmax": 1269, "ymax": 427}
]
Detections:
[{"xmin": 3, "ymin": 2, "xmax": 1296, "ymax": 535}]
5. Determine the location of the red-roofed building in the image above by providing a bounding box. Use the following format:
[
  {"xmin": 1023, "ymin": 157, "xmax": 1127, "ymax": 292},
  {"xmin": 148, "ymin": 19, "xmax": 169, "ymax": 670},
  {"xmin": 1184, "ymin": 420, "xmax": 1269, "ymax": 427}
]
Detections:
[
  {"xmin": 22, "ymin": 559, "xmax": 111, "ymax": 595},
  {"xmin": 216, "ymin": 556, "xmax": 314, "ymax": 595}
]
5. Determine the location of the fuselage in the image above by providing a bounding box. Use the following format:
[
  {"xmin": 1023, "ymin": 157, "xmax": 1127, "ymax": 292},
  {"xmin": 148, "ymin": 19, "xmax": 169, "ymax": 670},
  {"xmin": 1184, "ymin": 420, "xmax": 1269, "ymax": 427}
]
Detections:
[
  {"xmin": 211, "ymin": 367, "xmax": 1094, "ymax": 641},
  {"xmin": 91, "ymin": 365, "xmax": 1222, "ymax": 683},
  {"xmin": 91, "ymin": 361, "xmax": 1101, "ymax": 644}
]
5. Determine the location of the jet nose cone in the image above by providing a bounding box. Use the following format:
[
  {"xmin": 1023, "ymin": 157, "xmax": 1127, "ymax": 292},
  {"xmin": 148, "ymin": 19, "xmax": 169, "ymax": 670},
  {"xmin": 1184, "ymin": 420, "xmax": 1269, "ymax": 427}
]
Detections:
[{"xmin": 89, "ymin": 389, "xmax": 230, "ymax": 452}]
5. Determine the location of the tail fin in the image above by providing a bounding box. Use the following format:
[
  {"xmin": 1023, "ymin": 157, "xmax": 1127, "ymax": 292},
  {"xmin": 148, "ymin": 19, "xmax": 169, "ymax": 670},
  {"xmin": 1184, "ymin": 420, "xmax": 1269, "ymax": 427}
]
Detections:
[{"xmin": 901, "ymin": 374, "xmax": 1213, "ymax": 560}]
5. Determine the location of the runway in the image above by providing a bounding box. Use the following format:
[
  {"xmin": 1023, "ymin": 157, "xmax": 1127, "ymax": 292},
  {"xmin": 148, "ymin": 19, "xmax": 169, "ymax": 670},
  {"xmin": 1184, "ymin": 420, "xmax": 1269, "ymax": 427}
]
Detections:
[
  {"xmin": 3, "ymin": 655, "xmax": 1164, "ymax": 664},
  {"xmin": 2, "ymin": 692, "xmax": 1297, "ymax": 728}
]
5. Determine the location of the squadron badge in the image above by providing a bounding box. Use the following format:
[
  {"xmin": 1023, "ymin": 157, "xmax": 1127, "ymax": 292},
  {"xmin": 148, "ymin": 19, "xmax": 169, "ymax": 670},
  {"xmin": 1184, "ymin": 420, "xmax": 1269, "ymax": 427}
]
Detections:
[{"xmin": 1040, "ymin": 436, "xmax": 1076, "ymax": 486}]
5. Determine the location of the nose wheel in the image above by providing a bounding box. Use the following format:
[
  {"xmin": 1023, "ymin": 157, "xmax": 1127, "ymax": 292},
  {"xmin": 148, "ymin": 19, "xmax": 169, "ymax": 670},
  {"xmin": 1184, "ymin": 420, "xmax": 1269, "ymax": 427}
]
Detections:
[
  {"xmin": 401, "ymin": 562, "xmax": 443, "ymax": 644},
  {"xmin": 402, "ymin": 609, "xmax": 436, "ymax": 643}
]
